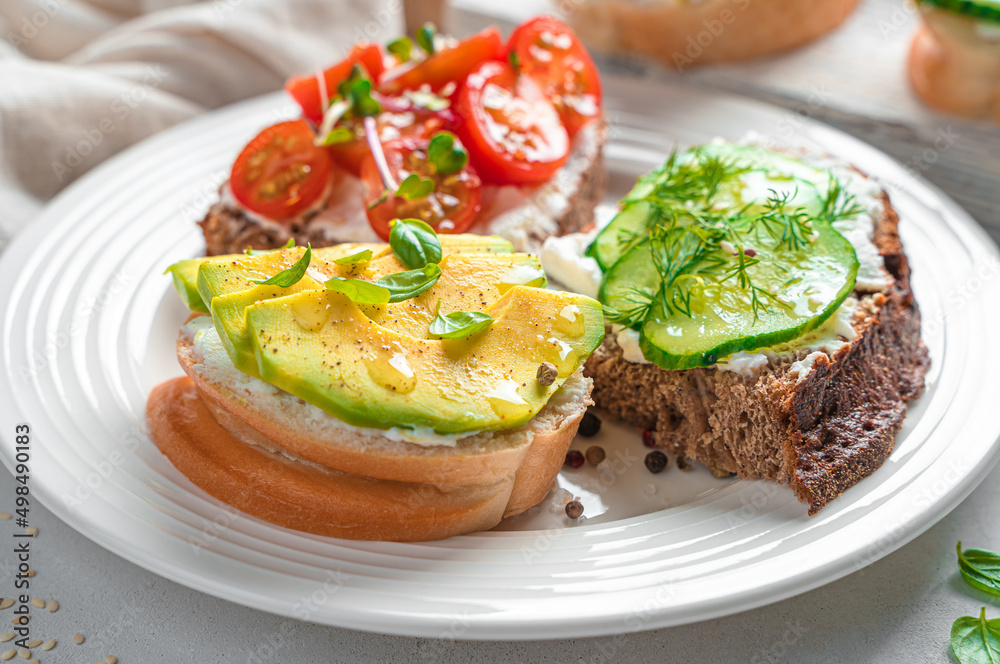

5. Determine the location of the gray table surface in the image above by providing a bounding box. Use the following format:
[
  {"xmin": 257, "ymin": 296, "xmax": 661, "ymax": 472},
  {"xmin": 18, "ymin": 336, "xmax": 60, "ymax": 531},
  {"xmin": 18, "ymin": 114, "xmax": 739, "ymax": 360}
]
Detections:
[{"xmin": 3, "ymin": 0, "xmax": 1000, "ymax": 662}]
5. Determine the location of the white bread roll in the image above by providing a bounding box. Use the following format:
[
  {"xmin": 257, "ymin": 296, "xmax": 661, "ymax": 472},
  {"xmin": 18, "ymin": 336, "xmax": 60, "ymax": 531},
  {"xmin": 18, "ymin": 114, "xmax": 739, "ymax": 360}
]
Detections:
[
  {"xmin": 147, "ymin": 316, "xmax": 592, "ymax": 541},
  {"xmin": 567, "ymin": 0, "xmax": 860, "ymax": 68}
]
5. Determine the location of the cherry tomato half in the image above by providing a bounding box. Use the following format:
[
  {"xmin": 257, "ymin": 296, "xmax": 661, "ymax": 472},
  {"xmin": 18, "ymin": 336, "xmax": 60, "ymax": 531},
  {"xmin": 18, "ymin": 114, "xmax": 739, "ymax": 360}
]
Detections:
[
  {"xmin": 329, "ymin": 100, "xmax": 455, "ymax": 176},
  {"xmin": 361, "ymin": 137, "xmax": 483, "ymax": 241},
  {"xmin": 230, "ymin": 120, "xmax": 332, "ymax": 221},
  {"xmin": 454, "ymin": 60, "xmax": 569, "ymax": 185},
  {"xmin": 507, "ymin": 16, "xmax": 602, "ymax": 136},
  {"xmin": 380, "ymin": 27, "xmax": 505, "ymax": 94},
  {"xmin": 285, "ymin": 43, "xmax": 386, "ymax": 125}
]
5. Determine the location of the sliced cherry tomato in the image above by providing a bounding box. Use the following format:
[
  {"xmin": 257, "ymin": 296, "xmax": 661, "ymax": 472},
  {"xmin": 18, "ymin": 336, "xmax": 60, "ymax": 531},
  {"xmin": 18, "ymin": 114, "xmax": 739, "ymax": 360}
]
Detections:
[
  {"xmin": 380, "ymin": 27, "xmax": 504, "ymax": 94},
  {"xmin": 329, "ymin": 100, "xmax": 455, "ymax": 176},
  {"xmin": 453, "ymin": 60, "xmax": 569, "ymax": 185},
  {"xmin": 285, "ymin": 44, "xmax": 386, "ymax": 125},
  {"xmin": 230, "ymin": 120, "xmax": 332, "ymax": 221},
  {"xmin": 361, "ymin": 137, "xmax": 482, "ymax": 240},
  {"xmin": 507, "ymin": 16, "xmax": 602, "ymax": 136}
]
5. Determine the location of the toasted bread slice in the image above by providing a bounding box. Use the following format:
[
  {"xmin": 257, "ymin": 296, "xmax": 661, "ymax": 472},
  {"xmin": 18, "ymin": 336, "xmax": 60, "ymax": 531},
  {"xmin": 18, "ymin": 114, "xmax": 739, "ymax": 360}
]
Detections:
[
  {"xmin": 147, "ymin": 317, "xmax": 592, "ymax": 539},
  {"xmin": 199, "ymin": 121, "xmax": 607, "ymax": 256},
  {"xmin": 568, "ymin": 0, "xmax": 859, "ymax": 68},
  {"xmin": 585, "ymin": 194, "xmax": 929, "ymax": 514}
]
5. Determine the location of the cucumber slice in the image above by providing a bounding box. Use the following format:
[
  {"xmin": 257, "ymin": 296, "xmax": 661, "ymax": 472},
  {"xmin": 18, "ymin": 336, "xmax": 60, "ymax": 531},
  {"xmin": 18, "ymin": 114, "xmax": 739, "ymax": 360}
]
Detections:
[
  {"xmin": 595, "ymin": 142, "xmax": 866, "ymax": 371},
  {"xmin": 918, "ymin": 0, "xmax": 1000, "ymax": 23},
  {"xmin": 597, "ymin": 240, "xmax": 661, "ymax": 319},
  {"xmin": 639, "ymin": 218, "xmax": 858, "ymax": 370},
  {"xmin": 587, "ymin": 201, "xmax": 654, "ymax": 271}
]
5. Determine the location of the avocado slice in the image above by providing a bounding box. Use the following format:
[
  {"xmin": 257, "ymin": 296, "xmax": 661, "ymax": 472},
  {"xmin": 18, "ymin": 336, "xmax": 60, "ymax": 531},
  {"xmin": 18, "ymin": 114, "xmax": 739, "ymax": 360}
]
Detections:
[
  {"xmin": 198, "ymin": 247, "xmax": 360, "ymax": 378},
  {"xmin": 244, "ymin": 285, "xmax": 604, "ymax": 434},
  {"xmin": 167, "ymin": 235, "xmax": 513, "ymax": 313},
  {"xmin": 196, "ymin": 240, "xmax": 531, "ymax": 378},
  {"xmin": 165, "ymin": 259, "xmax": 208, "ymax": 313},
  {"xmin": 358, "ymin": 253, "xmax": 547, "ymax": 339}
]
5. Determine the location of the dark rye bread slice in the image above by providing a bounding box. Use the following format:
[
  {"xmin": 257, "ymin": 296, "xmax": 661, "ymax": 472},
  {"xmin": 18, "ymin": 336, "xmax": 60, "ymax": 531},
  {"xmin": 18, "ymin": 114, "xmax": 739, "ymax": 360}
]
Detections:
[
  {"xmin": 584, "ymin": 194, "xmax": 930, "ymax": 514},
  {"xmin": 199, "ymin": 123, "xmax": 608, "ymax": 256}
]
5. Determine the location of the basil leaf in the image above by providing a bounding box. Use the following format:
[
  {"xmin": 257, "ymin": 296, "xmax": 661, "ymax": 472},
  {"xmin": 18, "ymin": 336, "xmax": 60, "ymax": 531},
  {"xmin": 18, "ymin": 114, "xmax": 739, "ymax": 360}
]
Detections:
[
  {"xmin": 253, "ymin": 245, "xmax": 311, "ymax": 287},
  {"xmin": 429, "ymin": 300, "xmax": 494, "ymax": 338},
  {"xmin": 427, "ymin": 131, "xmax": 468, "ymax": 175},
  {"xmin": 958, "ymin": 542, "xmax": 1000, "ymax": 598},
  {"xmin": 334, "ymin": 249, "xmax": 373, "ymax": 265},
  {"xmin": 337, "ymin": 67, "xmax": 380, "ymax": 118},
  {"xmin": 387, "ymin": 36, "xmax": 412, "ymax": 63},
  {"xmin": 376, "ymin": 263, "xmax": 441, "ymax": 303},
  {"xmin": 346, "ymin": 78, "xmax": 381, "ymax": 117},
  {"xmin": 324, "ymin": 277, "xmax": 390, "ymax": 304},
  {"xmin": 317, "ymin": 126, "xmax": 354, "ymax": 146},
  {"xmin": 396, "ymin": 173, "xmax": 434, "ymax": 201},
  {"xmin": 951, "ymin": 607, "xmax": 1000, "ymax": 664},
  {"xmin": 416, "ymin": 23, "xmax": 436, "ymax": 55},
  {"xmin": 389, "ymin": 218, "xmax": 442, "ymax": 269}
]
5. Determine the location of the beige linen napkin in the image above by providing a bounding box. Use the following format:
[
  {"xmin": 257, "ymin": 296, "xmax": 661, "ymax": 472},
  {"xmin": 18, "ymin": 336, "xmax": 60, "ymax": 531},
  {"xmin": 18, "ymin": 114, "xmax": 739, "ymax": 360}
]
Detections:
[{"xmin": 0, "ymin": 0, "xmax": 404, "ymax": 250}]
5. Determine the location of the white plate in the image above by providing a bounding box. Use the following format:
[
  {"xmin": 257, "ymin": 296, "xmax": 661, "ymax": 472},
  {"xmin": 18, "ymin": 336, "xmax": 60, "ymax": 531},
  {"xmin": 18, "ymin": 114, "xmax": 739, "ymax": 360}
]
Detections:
[{"xmin": 1, "ymin": 76, "xmax": 999, "ymax": 640}]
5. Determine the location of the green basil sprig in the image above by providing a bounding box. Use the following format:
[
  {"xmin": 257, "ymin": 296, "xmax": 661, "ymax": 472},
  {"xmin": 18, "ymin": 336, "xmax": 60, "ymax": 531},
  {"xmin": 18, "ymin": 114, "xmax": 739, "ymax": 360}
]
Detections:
[
  {"xmin": 389, "ymin": 218, "xmax": 442, "ymax": 269},
  {"xmin": 376, "ymin": 264, "xmax": 441, "ymax": 303},
  {"xmin": 416, "ymin": 23, "xmax": 436, "ymax": 55},
  {"xmin": 958, "ymin": 542, "xmax": 1000, "ymax": 598},
  {"xmin": 387, "ymin": 36, "xmax": 412, "ymax": 63},
  {"xmin": 429, "ymin": 300, "xmax": 494, "ymax": 338},
  {"xmin": 427, "ymin": 131, "xmax": 468, "ymax": 175},
  {"xmin": 396, "ymin": 173, "xmax": 434, "ymax": 201},
  {"xmin": 339, "ymin": 69, "xmax": 381, "ymax": 117},
  {"xmin": 315, "ymin": 66, "xmax": 381, "ymax": 146},
  {"xmin": 334, "ymin": 249, "xmax": 373, "ymax": 265},
  {"xmin": 253, "ymin": 244, "xmax": 311, "ymax": 287},
  {"xmin": 951, "ymin": 607, "xmax": 1000, "ymax": 664},
  {"xmin": 324, "ymin": 277, "xmax": 390, "ymax": 304}
]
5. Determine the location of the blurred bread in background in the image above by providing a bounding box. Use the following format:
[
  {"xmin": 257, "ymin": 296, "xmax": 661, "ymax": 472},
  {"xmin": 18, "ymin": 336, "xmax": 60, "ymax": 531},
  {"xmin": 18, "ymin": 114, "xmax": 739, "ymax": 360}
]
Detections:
[
  {"xmin": 565, "ymin": 0, "xmax": 860, "ymax": 69},
  {"xmin": 908, "ymin": 3, "xmax": 1000, "ymax": 123}
]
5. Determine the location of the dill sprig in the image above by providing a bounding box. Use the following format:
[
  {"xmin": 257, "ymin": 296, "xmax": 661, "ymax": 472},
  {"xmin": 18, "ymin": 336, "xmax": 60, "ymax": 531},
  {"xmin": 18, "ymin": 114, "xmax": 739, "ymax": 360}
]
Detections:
[{"xmin": 608, "ymin": 150, "xmax": 861, "ymax": 329}]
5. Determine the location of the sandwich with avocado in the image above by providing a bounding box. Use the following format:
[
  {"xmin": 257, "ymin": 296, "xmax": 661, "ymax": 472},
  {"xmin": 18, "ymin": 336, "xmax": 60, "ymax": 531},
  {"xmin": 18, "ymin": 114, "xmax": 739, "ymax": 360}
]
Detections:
[
  {"xmin": 543, "ymin": 140, "xmax": 929, "ymax": 514},
  {"xmin": 149, "ymin": 221, "xmax": 604, "ymax": 541}
]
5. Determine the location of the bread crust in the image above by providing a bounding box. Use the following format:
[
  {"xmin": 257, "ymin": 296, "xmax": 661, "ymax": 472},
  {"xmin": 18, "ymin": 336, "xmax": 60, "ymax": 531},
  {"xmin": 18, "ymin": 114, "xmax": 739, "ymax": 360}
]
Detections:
[
  {"xmin": 585, "ymin": 194, "xmax": 930, "ymax": 514},
  {"xmin": 148, "ymin": 377, "xmax": 513, "ymax": 541},
  {"xmin": 908, "ymin": 9, "xmax": 1000, "ymax": 123},
  {"xmin": 569, "ymin": 0, "xmax": 860, "ymax": 68}
]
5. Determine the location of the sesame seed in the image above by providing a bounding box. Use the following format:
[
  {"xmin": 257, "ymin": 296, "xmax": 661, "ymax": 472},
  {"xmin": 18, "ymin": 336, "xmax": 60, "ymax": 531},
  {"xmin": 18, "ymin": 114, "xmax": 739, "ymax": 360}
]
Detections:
[
  {"xmin": 41, "ymin": 641, "xmax": 55, "ymax": 652},
  {"xmin": 0, "ymin": 650, "xmax": 13, "ymax": 661},
  {"xmin": 0, "ymin": 636, "xmax": 11, "ymax": 644},
  {"xmin": 15, "ymin": 650, "xmax": 27, "ymax": 660},
  {"xmin": 24, "ymin": 527, "xmax": 37, "ymax": 537},
  {"xmin": 73, "ymin": 633, "xmax": 84, "ymax": 645},
  {"xmin": 29, "ymin": 599, "xmax": 43, "ymax": 610},
  {"xmin": 24, "ymin": 642, "xmax": 39, "ymax": 649},
  {"xmin": 106, "ymin": 657, "xmax": 118, "ymax": 664},
  {"xmin": 44, "ymin": 601, "xmax": 57, "ymax": 613},
  {"xmin": 0, "ymin": 514, "xmax": 9, "ymax": 520}
]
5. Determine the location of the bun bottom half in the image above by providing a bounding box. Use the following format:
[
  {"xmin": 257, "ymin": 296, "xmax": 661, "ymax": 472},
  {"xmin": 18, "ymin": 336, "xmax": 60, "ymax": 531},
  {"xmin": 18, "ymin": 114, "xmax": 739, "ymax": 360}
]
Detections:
[{"xmin": 147, "ymin": 376, "xmax": 586, "ymax": 541}]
